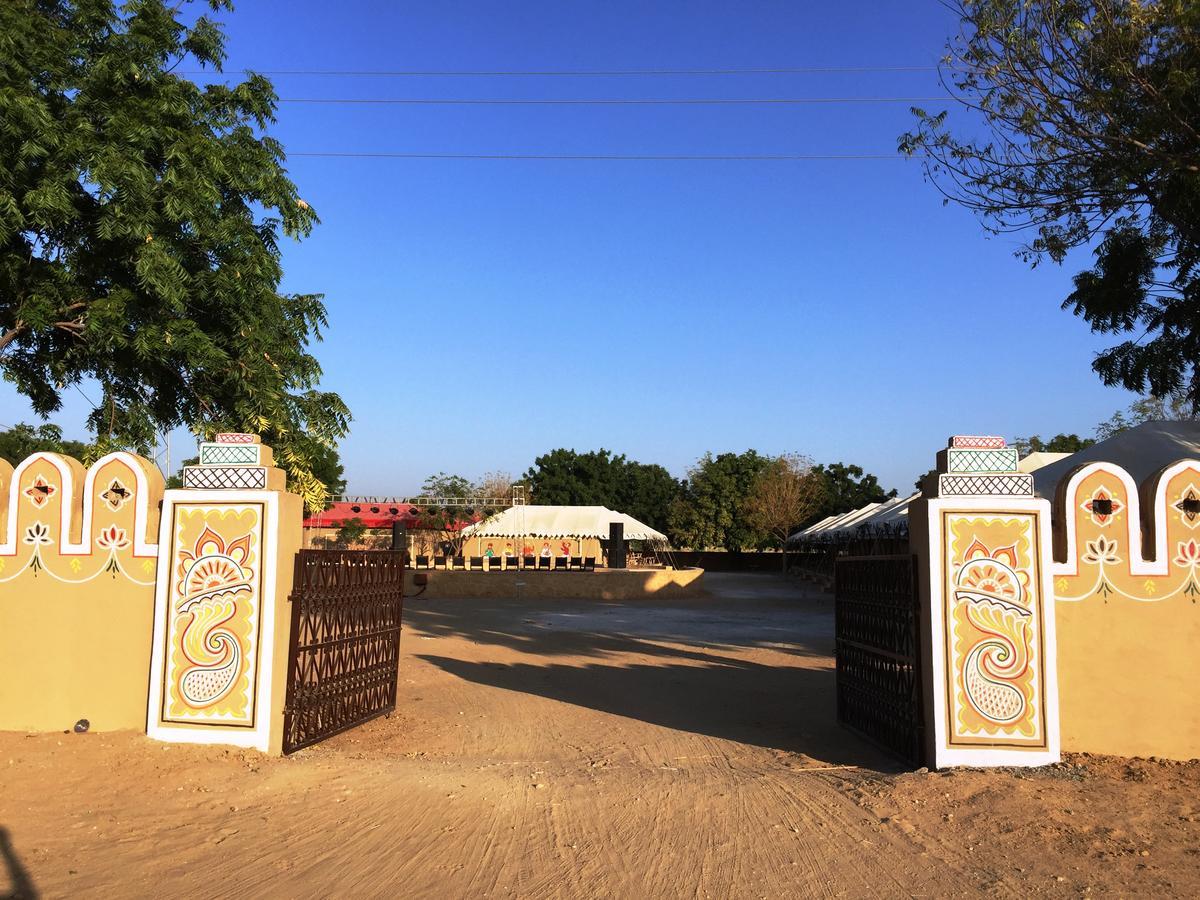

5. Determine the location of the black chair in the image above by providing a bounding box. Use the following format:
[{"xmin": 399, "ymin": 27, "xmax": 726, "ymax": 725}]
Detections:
[
  {"xmin": 452, "ymin": 555, "xmax": 465, "ymax": 570},
  {"xmin": 523, "ymin": 555, "xmax": 536, "ymax": 569},
  {"xmin": 556, "ymin": 555, "xmax": 570, "ymax": 570},
  {"xmin": 537, "ymin": 556, "xmax": 551, "ymax": 570},
  {"xmin": 582, "ymin": 556, "xmax": 596, "ymax": 572},
  {"xmin": 570, "ymin": 556, "xmax": 583, "ymax": 569},
  {"xmin": 470, "ymin": 556, "xmax": 484, "ymax": 570},
  {"xmin": 415, "ymin": 555, "xmax": 429, "ymax": 569},
  {"xmin": 434, "ymin": 555, "xmax": 447, "ymax": 569}
]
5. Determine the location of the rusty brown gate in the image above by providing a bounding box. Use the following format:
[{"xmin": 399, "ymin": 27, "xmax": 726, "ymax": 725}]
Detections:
[{"xmin": 283, "ymin": 549, "xmax": 406, "ymax": 754}]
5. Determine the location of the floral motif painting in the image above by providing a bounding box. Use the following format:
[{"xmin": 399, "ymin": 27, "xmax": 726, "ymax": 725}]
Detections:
[
  {"xmin": 944, "ymin": 512, "xmax": 1048, "ymax": 749},
  {"xmin": 1055, "ymin": 462, "xmax": 1200, "ymax": 603},
  {"xmin": 160, "ymin": 504, "xmax": 263, "ymax": 727},
  {"xmin": 0, "ymin": 454, "xmax": 158, "ymax": 585}
]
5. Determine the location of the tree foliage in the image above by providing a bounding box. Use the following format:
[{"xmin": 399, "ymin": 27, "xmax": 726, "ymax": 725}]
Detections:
[
  {"xmin": 523, "ymin": 448, "xmax": 680, "ymax": 531},
  {"xmin": 0, "ymin": 0, "xmax": 348, "ymax": 512},
  {"xmin": 669, "ymin": 450, "xmax": 769, "ymax": 552},
  {"xmin": 1012, "ymin": 433, "xmax": 1097, "ymax": 456},
  {"xmin": 901, "ymin": 0, "xmax": 1200, "ymax": 413},
  {"xmin": 420, "ymin": 471, "xmax": 474, "ymax": 498},
  {"xmin": 811, "ymin": 462, "xmax": 897, "ymax": 524},
  {"xmin": 742, "ymin": 454, "xmax": 826, "ymax": 568},
  {"xmin": 0, "ymin": 421, "xmax": 91, "ymax": 462},
  {"xmin": 1096, "ymin": 389, "xmax": 1197, "ymax": 439}
]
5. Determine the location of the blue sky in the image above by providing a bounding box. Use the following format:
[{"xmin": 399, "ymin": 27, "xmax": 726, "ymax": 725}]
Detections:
[{"xmin": 0, "ymin": 1, "xmax": 1139, "ymax": 494}]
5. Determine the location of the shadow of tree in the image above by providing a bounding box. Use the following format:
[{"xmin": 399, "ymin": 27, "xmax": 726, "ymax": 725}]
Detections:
[
  {"xmin": 0, "ymin": 828, "xmax": 36, "ymax": 900},
  {"xmin": 416, "ymin": 653, "xmax": 897, "ymax": 770},
  {"xmin": 403, "ymin": 583, "xmax": 836, "ymax": 665}
]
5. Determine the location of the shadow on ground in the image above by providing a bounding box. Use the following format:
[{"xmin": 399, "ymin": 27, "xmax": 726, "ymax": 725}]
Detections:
[
  {"xmin": 417, "ymin": 653, "xmax": 893, "ymax": 768},
  {"xmin": 0, "ymin": 828, "xmax": 36, "ymax": 900},
  {"xmin": 403, "ymin": 574, "xmax": 896, "ymax": 769}
]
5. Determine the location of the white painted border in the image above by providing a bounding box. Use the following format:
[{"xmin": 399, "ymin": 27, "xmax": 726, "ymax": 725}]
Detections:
[
  {"xmin": 0, "ymin": 451, "xmax": 159, "ymax": 557},
  {"xmin": 146, "ymin": 489, "xmax": 281, "ymax": 752},
  {"xmin": 1053, "ymin": 459, "xmax": 1200, "ymax": 576},
  {"xmin": 917, "ymin": 496, "xmax": 1060, "ymax": 769}
]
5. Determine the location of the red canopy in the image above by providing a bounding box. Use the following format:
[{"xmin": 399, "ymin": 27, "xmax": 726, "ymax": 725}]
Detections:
[{"xmin": 303, "ymin": 501, "xmax": 478, "ymax": 531}]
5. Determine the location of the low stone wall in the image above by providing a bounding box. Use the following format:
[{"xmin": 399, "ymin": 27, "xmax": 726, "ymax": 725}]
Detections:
[{"xmin": 404, "ymin": 567, "xmax": 705, "ymax": 601}]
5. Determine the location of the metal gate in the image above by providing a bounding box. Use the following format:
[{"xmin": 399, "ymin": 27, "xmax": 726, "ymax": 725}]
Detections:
[
  {"xmin": 283, "ymin": 549, "xmax": 405, "ymax": 754},
  {"xmin": 834, "ymin": 554, "xmax": 925, "ymax": 766}
]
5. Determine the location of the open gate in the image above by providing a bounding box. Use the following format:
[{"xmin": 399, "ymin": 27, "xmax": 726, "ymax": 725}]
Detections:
[
  {"xmin": 834, "ymin": 554, "xmax": 925, "ymax": 766},
  {"xmin": 283, "ymin": 549, "xmax": 406, "ymax": 754}
]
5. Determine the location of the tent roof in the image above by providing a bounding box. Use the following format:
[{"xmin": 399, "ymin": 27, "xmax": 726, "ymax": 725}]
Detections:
[
  {"xmin": 1031, "ymin": 420, "xmax": 1200, "ymax": 498},
  {"xmin": 461, "ymin": 505, "xmax": 668, "ymax": 541}
]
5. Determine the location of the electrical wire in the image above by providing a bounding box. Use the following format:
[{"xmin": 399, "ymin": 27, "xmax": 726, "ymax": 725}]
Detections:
[
  {"xmin": 186, "ymin": 65, "xmax": 937, "ymax": 77},
  {"xmin": 278, "ymin": 96, "xmax": 944, "ymax": 105},
  {"xmin": 288, "ymin": 151, "xmax": 906, "ymax": 161}
]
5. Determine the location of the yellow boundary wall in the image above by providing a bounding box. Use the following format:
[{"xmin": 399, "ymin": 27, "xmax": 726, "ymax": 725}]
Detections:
[
  {"xmin": 0, "ymin": 451, "xmax": 164, "ymax": 731},
  {"xmin": 1051, "ymin": 459, "xmax": 1200, "ymax": 760}
]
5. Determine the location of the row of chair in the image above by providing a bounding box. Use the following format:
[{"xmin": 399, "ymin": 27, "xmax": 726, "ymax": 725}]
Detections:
[{"xmin": 413, "ymin": 555, "xmax": 597, "ymax": 572}]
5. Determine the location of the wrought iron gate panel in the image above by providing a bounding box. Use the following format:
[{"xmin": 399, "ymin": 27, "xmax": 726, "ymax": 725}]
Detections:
[
  {"xmin": 834, "ymin": 554, "xmax": 924, "ymax": 766},
  {"xmin": 284, "ymin": 549, "xmax": 405, "ymax": 754}
]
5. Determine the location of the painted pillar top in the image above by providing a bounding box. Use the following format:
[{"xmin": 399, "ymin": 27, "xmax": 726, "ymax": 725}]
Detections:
[
  {"xmin": 181, "ymin": 433, "xmax": 285, "ymax": 491},
  {"xmin": 929, "ymin": 434, "xmax": 1031, "ymax": 498}
]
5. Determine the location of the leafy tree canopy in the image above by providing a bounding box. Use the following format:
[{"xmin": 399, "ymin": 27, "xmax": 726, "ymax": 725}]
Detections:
[
  {"xmin": 901, "ymin": 0, "xmax": 1200, "ymax": 413},
  {"xmin": 669, "ymin": 450, "xmax": 770, "ymax": 552},
  {"xmin": 523, "ymin": 448, "xmax": 680, "ymax": 531},
  {"xmin": 1012, "ymin": 433, "xmax": 1097, "ymax": 457},
  {"xmin": 1096, "ymin": 390, "xmax": 1197, "ymax": 439},
  {"xmin": 743, "ymin": 453, "xmax": 826, "ymax": 568},
  {"xmin": 0, "ymin": 421, "xmax": 91, "ymax": 462},
  {"xmin": 811, "ymin": 462, "xmax": 897, "ymax": 525},
  {"xmin": 420, "ymin": 472, "xmax": 474, "ymax": 498},
  {"xmin": 0, "ymin": 0, "xmax": 348, "ymax": 512}
]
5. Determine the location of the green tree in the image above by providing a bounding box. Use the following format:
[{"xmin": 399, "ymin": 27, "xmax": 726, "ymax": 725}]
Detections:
[
  {"xmin": 0, "ymin": 0, "xmax": 348, "ymax": 512},
  {"xmin": 0, "ymin": 421, "xmax": 91, "ymax": 462},
  {"xmin": 305, "ymin": 438, "xmax": 345, "ymax": 499},
  {"xmin": 420, "ymin": 472, "xmax": 473, "ymax": 498},
  {"xmin": 811, "ymin": 462, "xmax": 896, "ymax": 524},
  {"xmin": 1012, "ymin": 433, "xmax": 1097, "ymax": 457},
  {"xmin": 522, "ymin": 449, "xmax": 680, "ymax": 530},
  {"xmin": 669, "ymin": 450, "xmax": 769, "ymax": 552},
  {"xmin": 900, "ymin": 1, "xmax": 1200, "ymax": 413},
  {"xmin": 615, "ymin": 461, "xmax": 681, "ymax": 532},
  {"xmin": 333, "ymin": 517, "xmax": 367, "ymax": 548},
  {"xmin": 742, "ymin": 454, "xmax": 827, "ymax": 571},
  {"xmin": 1096, "ymin": 391, "xmax": 1197, "ymax": 440}
]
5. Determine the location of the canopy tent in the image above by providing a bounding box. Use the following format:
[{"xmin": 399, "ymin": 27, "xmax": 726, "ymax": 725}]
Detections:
[
  {"xmin": 1031, "ymin": 420, "xmax": 1200, "ymax": 499},
  {"xmin": 462, "ymin": 505, "xmax": 668, "ymax": 542}
]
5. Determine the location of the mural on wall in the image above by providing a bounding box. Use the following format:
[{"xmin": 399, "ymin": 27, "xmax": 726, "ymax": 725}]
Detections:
[
  {"xmin": 161, "ymin": 504, "xmax": 264, "ymax": 726},
  {"xmin": 944, "ymin": 512, "xmax": 1047, "ymax": 749},
  {"xmin": 0, "ymin": 452, "xmax": 160, "ymax": 585},
  {"xmin": 1053, "ymin": 461, "xmax": 1200, "ymax": 602},
  {"xmin": 915, "ymin": 435, "xmax": 1059, "ymax": 768},
  {"xmin": 148, "ymin": 431, "xmax": 299, "ymax": 752}
]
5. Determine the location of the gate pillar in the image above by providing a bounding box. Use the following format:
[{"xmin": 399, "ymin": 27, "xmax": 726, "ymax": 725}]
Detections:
[
  {"xmin": 146, "ymin": 434, "xmax": 303, "ymax": 754},
  {"xmin": 909, "ymin": 435, "xmax": 1060, "ymax": 768}
]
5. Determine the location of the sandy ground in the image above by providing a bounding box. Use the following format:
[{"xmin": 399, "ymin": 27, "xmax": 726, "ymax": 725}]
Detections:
[{"xmin": 2, "ymin": 573, "xmax": 1199, "ymax": 898}]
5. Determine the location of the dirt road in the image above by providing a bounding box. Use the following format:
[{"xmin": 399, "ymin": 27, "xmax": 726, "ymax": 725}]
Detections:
[{"xmin": 2, "ymin": 574, "xmax": 1198, "ymax": 898}]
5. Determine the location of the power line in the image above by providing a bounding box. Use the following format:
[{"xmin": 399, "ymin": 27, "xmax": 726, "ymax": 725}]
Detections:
[
  {"xmin": 187, "ymin": 65, "xmax": 937, "ymax": 78},
  {"xmin": 278, "ymin": 96, "xmax": 944, "ymax": 106},
  {"xmin": 289, "ymin": 151, "xmax": 907, "ymax": 161}
]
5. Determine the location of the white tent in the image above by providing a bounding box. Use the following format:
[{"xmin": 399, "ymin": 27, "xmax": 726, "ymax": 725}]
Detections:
[
  {"xmin": 461, "ymin": 505, "xmax": 668, "ymax": 542},
  {"xmin": 1031, "ymin": 420, "xmax": 1200, "ymax": 499}
]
